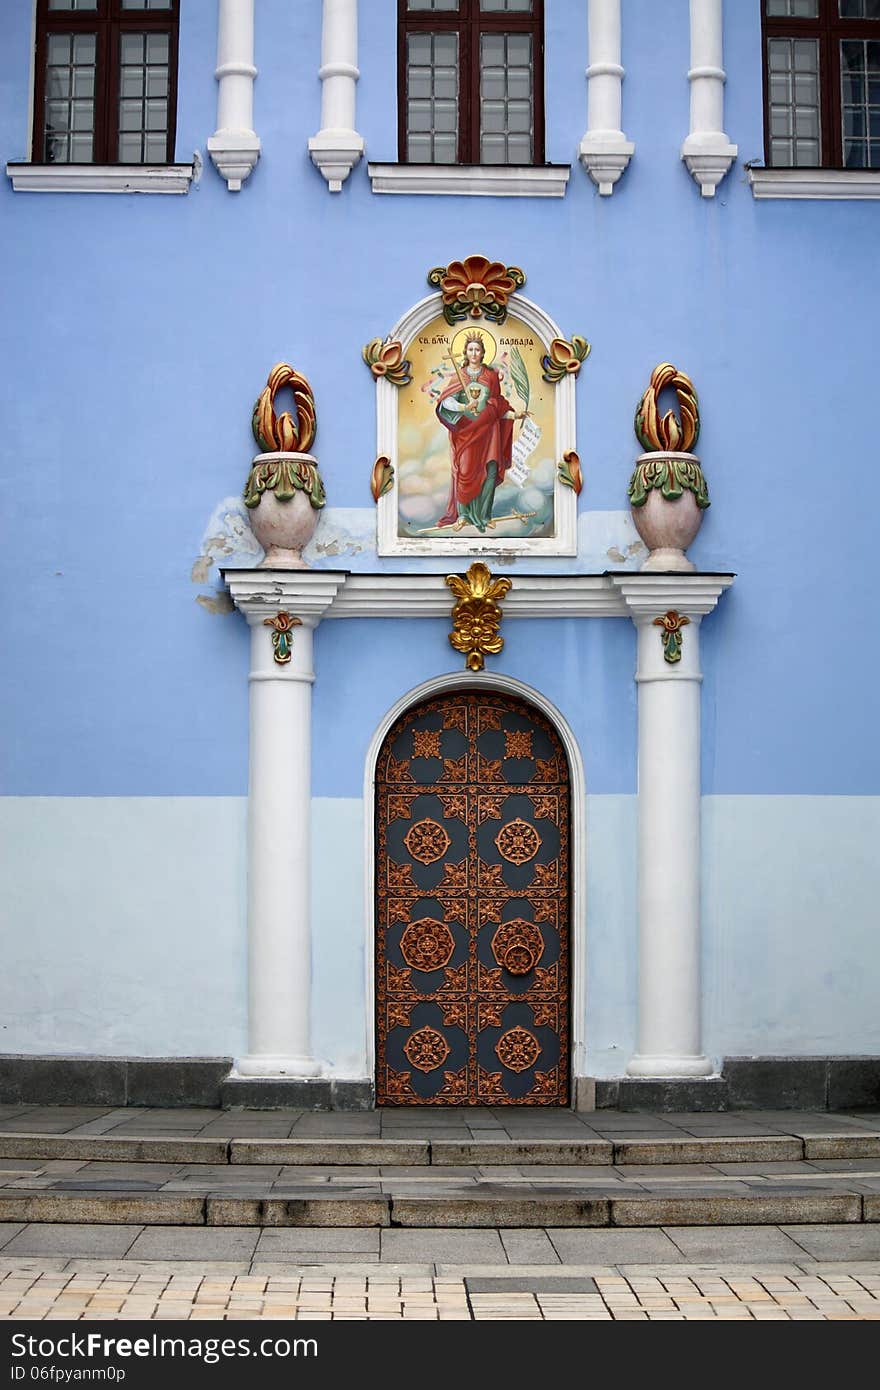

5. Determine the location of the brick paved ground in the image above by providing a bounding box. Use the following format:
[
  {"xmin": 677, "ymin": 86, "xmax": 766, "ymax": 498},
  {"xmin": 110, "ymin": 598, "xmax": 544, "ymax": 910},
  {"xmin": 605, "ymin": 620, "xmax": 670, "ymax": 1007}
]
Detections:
[{"xmin": 1, "ymin": 1259, "xmax": 878, "ymax": 1320}]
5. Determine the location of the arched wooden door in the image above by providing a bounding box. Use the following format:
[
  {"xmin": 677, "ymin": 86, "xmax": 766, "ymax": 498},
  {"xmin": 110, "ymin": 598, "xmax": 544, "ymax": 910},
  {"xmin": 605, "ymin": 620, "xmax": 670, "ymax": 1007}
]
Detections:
[{"xmin": 375, "ymin": 690, "xmax": 570, "ymax": 1106}]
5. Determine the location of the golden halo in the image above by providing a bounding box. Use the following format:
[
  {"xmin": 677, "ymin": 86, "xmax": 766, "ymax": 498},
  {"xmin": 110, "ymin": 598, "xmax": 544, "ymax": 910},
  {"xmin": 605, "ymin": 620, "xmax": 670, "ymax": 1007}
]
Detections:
[{"xmin": 450, "ymin": 326, "xmax": 497, "ymax": 367}]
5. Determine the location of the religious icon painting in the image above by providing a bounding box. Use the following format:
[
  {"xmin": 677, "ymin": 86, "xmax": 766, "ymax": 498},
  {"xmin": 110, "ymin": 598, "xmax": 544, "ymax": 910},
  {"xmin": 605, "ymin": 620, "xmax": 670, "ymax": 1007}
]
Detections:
[{"xmin": 365, "ymin": 257, "xmax": 585, "ymax": 558}]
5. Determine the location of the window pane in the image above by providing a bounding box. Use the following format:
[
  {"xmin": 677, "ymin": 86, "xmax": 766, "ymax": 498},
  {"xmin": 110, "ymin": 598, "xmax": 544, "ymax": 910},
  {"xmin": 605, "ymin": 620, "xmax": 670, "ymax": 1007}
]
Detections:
[
  {"xmin": 481, "ymin": 133, "xmax": 507, "ymax": 163},
  {"xmin": 146, "ymin": 33, "xmax": 169, "ymax": 62},
  {"xmin": 407, "ymin": 1, "xmax": 458, "ymax": 10},
  {"xmin": 47, "ymin": 34, "xmax": 72, "ymax": 64},
  {"xmin": 117, "ymin": 30, "xmax": 169, "ymax": 163},
  {"xmin": 121, "ymin": 1, "xmax": 173, "ymax": 8},
  {"xmin": 841, "ymin": 39, "xmax": 880, "ymax": 167},
  {"xmin": 794, "ymin": 39, "xmax": 818, "ymax": 71},
  {"xmin": 71, "ymin": 99, "xmax": 93, "ymax": 130},
  {"xmin": 120, "ymin": 33, "xmax": 145, "ymax": 63},
  {"xmin": 43, "ymin": 31, "xmax": 97, "ymax": 164},
  {"xmin": 432, "ymin": 133, "xmax": 457, "ymax": 162},
  {"xmin": 72, "ymin": 68, "xmax": 94, "ymax": 97},
  {"xmin": 407, "ymin": 133, "xmax": 432, "ymax": 160},
  {"xmin": 409, "ymin": 69, "xmax": 431, "ymax": 99},
  {"xmin": 49, "ymin": 0, "xmax": 98, "ymax": 9},
  {"xmin": 506, "ymin": 133, "xmax": 531, "ymax": 162},
  {"xmin": 479, "ymin": 32, "xmax": 533, "ymax": 164},
  {"xmin": 767, "ymin": 37, "xmax": 821, "ymax": 165},
  {"xmin": 767, "ymin": 0, "xmax": 823, "ymax": 14},
  {"xmin": 48, "ymin": 67, "xmax": 71, "ymax": 98},
  {"xmin": 839, "ymin": 1, "xmax": 880, "ymax": 17},
  {"xmin": 481, "ymin": 0, "xmax": 533, "ymax": 10},
  {"xmin": 794, "ymin": 137, "xmax": 820, "ymax": 161},
  {"xmin": 72, "ymin": 34, "xmax": 96, "ymax": 63},
  {"xmin": 118, "ymin": 132, "xmax": 143, "ymax": 161},
  {"xmin": 144, "ymin": 132, "xmax": 168, "ymax": 160},
  {"xmin": 406, "ymin": 32, "xmax": 459, "ymax": 163},
  {"xmin": 766, "ymin": 0, "xmax": 818, "ymax": 13}
]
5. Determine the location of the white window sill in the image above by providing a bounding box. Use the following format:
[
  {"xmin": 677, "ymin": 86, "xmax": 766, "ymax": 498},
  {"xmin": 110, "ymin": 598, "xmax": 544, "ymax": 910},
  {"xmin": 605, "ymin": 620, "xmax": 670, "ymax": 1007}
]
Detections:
[
  {"xmin": 5, "ymin": 162, "xmax": 197, "ymax": 194},
  {"xmin": 366, "ymin": 162, "xmax": 571, "ymax": 198},
  {"xmin": 747, "ymin": 167, "xmax": 880, "ymax": 200}
]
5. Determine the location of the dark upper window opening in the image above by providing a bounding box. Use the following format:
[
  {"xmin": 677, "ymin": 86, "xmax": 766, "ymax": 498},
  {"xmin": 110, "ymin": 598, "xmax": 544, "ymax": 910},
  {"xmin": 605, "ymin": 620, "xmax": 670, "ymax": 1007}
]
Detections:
[
  {"xmin": 761, "ymin": 0, "xmax": 880, "ymax": 169},
  {"xmin": 398, "ymin": 0, "xmax": 545, "ymax": 165},
  {"xmin": 33, "ymin": 0, "xmax": 180, "ymax": 165}
]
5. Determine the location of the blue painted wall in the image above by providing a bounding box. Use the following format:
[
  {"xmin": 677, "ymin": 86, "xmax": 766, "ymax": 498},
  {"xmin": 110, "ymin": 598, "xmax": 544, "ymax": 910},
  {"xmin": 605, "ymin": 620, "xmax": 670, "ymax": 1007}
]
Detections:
[
  {"xmin": 2, "ymin": 2, "xmax": 878, "ymax": 1067},
  {"xmin": 1, "ymin": 1, "xmax": 876, "ymax": 799}
]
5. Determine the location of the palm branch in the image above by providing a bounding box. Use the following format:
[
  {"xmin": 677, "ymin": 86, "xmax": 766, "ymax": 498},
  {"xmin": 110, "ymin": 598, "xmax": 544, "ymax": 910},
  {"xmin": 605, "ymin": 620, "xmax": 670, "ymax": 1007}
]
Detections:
[{"xmin": 509, "ymin": 346, "xmax": 530, "ymax": 411}]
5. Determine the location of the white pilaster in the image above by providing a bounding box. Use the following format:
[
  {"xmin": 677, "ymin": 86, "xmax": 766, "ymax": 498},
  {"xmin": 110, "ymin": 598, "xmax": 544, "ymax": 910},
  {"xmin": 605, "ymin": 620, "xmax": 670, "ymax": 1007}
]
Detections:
[
  {"xmin": 614, "ymin": 576, "xmax": 732, "ymax": 1077},
  {"xmin": 681, "ymin": 0, "xmax": 737, "ymax": 197},
  {"xmin": 226, "ymin": 572, "xmax": 345, "ymax": 1078},
  {"xmin": 309, "ymin": 0, "xmax": 364, "ymax": 193},
  {"xmin": 207, "ymin": 0, "xmax": 260, "ymax": 192},
  {"xmin": 578, "ymin": 0, "xmax": 634, "ymax": 195}
]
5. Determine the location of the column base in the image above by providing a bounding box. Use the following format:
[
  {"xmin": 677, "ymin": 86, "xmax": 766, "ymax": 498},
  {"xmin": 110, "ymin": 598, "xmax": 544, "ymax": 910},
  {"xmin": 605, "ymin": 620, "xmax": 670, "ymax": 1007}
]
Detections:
[
  {"xmin": 626, "ymin": 1053, "xmax": 713, "ymax": 1078},
  {"xmin": 233, "ymin": 1054, "xmax": 323, "ymax": 1079}
]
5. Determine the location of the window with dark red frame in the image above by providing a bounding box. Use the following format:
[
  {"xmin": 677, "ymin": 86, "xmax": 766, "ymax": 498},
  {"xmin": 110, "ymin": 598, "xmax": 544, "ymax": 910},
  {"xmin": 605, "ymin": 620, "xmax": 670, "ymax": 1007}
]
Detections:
[
  {"xmin": 762, "ymin": 0, "xmax": 880, "ymax": 168},
  {"xmin": 399, "ymin": 0, "xmax": 544, "ymax": 165},
  {"xmin": 33, "ymin": 0, "xmax": 179, "ymax": 165}
]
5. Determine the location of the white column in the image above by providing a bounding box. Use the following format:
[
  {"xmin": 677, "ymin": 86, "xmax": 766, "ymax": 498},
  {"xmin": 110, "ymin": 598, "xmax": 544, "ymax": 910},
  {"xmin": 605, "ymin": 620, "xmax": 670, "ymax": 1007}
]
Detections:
[
  {"xmin": 681, "ymin": 0, "xmax": 737, "ymax": 196},
  {"xmin": 207, "ymin": 0, "xmax": 260, "ymax": 192},
  {"xmin": 309, "ymin": 0, "xmax": 364, "ymax": 193},
  {"xmin": 226, "ymin": 572, "xmax": 344, "ymax": 1079},
  {"xmin": 614, "ymin": 577, "xmax": 732, "ymax": 1077},
  {"xmin": 578, "ymin": 0, "xmax": 634, "ymax": 195}
]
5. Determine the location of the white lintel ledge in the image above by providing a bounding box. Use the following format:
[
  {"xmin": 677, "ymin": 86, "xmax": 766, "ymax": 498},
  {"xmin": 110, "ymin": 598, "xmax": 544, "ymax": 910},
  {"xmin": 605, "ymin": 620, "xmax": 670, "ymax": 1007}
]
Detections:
[
  {"xmin": 222, "ymin": 569, "xmax": 734, "ymax": 620},
  {"xmin": 366, "ymin": 163, "xmax": 571, "ymax": 197},
  {"xmin": 5, "ymin": 162, "xmax": 197, "ymax": 194},
  {"xmin": 747, "ymin": 167, "xmax": 880, "ymax": 200}
]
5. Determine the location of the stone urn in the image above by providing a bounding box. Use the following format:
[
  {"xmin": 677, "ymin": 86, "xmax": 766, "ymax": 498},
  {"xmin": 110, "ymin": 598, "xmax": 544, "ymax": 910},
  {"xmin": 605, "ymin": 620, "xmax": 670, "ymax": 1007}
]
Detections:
[
  {"xmin": 243, "ymin": 364, "xmax": 324, "ymax": 569},
  {"xmin": 246, "ymin": 452, "xmax": 323, "ymax": 569},
  {"xmin": 628, "ymin": 364, "xmax": 709, "ymax": 572},
  {"xmin": 630, "ymin": 451, "xmax": 705, "ymax": 572}
]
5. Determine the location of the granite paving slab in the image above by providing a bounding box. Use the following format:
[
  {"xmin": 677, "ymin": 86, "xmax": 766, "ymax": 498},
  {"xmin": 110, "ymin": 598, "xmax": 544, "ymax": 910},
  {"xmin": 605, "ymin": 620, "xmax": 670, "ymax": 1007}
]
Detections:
[
  {"xmin": 255, "ymin": 1228, "xmax": 380, "ymax": 1253},
  {"xmin": 232, "ymin": 1140, "xmax": 429, "ymax": 1165},
  {"xmin": 548, "ymin": 1228, "xmax": 684, "ymax": 1263},
  {"xmin": 609, "ymin": 1192, "xmax": 862, "ymax": 1227},
  {"xmin": 380, "ymin": 1229, "xmax": 508, "ymax": 1263},
  {"xmin": 125, "ymin": 1227, "xmax": 261, "ymax": 1261},
  {"xmin": 0, "ymin": 1223, "xmax": 26, "ymax": 1250},
  {"xmin": 1, "ymin": 1224, "xmax": 142, "ymax": 1257},
  {"xmin": 499, "ymin": 1230, "xmax": 561, "ymax": 1264},
  {"xmin": 0, "ymin": 1135, "xmax": 229, "ymax": 1163},
  {"xmin": 663, "ymin": 1225, "xmax": 812, "ymax": 1261},
  {"xmin": 0, "ymin": 1192, "xmax": 206, "ymax": 1225},
  {"xmin": 782, "ymin": 1224, "xmax": 880, "ymax": 1258},
  {"xmin": 390, "ymin": 1196, "xmax": 611, "ymax": 1228}
]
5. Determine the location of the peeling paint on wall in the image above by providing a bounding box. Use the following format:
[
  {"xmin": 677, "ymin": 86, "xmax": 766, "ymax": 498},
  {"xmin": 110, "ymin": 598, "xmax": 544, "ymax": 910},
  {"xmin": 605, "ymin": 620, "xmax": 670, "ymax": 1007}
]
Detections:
[
  {"xmin": 192, "ymin": 498, "xmax": 263, "ymax": 613},
  {"xmin": 196, "ymin": 592, "xmax": 235, "ymax": 615},
  {"xmin": 607, "ymin": 540, "xmax": 647, "ymax": 564}
]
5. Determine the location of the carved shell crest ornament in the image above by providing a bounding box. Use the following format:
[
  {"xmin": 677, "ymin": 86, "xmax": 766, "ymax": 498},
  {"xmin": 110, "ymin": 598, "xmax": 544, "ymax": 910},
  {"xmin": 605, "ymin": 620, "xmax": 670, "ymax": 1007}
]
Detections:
[
  {"xmin": 427, "ymin": 255, "xmax": 526, "ymax": 326},
  {"xmin": 244, "ymin": 363, "xmax": 326, "ymax": 569}
]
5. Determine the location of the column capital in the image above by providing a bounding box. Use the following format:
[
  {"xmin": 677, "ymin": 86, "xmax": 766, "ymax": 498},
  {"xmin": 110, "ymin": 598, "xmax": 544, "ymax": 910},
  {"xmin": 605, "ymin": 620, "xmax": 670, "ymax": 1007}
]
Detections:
[
  {"xmin": 222, "ymin": 569, "xmax": 347, "ymax": 627},
  {"xmin": 611, "ymin": 573, "xmax": 734, "ymax": 623}
]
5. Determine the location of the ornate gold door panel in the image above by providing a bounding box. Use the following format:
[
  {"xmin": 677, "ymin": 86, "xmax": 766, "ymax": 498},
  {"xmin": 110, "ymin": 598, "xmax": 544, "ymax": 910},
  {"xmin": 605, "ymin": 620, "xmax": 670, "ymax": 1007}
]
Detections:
[{"xmin": 375, "ymin": 691, "xmax": 570, "ymax": 1106}]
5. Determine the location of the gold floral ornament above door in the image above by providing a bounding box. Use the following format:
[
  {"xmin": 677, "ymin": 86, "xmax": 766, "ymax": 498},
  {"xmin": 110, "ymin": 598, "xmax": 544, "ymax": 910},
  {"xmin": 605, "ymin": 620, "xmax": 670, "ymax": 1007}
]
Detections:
[{"xmin": 363, "ymin": 256, "xmax": 588, "ymax": 559}]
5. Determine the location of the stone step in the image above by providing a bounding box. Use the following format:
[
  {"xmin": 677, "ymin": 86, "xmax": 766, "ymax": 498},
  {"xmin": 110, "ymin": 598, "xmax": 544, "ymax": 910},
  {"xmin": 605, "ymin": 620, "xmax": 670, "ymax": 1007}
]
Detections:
[
  {"xmin": 1, "ymin": 1130, "xmax": 878, "ymax": 1166},
  {"xmin": 0, "ymin": 1186, "xmax": 876, "ymax": 1229}
]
